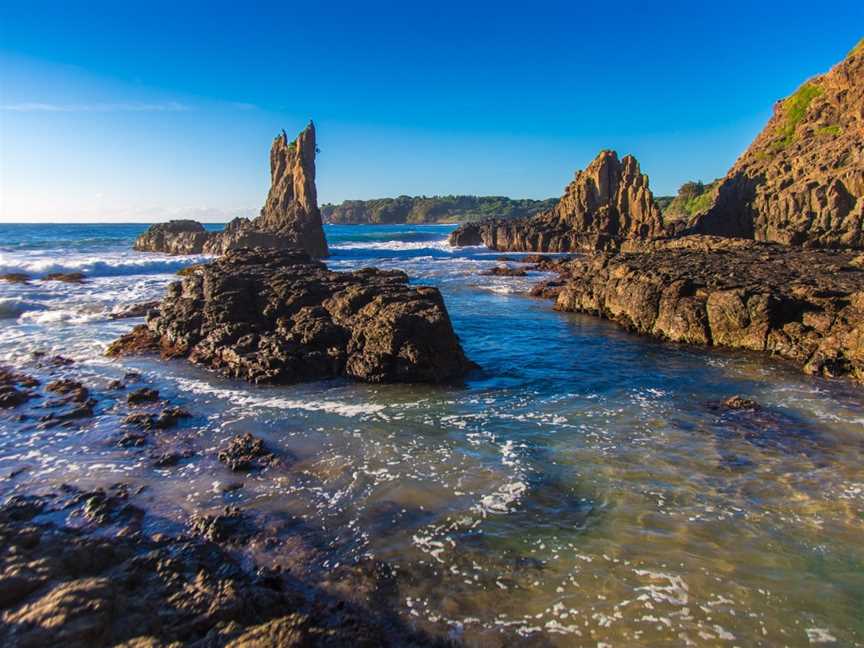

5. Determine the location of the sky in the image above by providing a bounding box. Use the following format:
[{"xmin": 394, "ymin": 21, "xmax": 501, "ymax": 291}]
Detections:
[{"xmin": 0, "ymin": 1, "xmax": 862, "ymax": 223}]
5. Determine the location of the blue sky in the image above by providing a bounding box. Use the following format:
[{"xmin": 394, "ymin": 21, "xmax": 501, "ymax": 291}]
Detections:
[{"xmin": 1, "ymin": 1, "xmax": 862, "ymax": 222}]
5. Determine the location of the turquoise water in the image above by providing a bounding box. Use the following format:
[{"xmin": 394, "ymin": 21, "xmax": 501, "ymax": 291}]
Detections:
[{"xmin": 1, "ymin": 223, "xmax": 863, "ymax": 646}]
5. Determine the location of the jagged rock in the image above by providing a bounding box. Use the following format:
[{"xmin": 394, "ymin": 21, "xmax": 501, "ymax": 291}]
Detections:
[
  {"xmin": 722, "ymin": 395, "xmax": 760, "ymax": 410},
  {"xmin": 1, "ymin": 273, "xmax": 31, "ymax": 283},
  {"xmin": 450, "ymin": 150, "xmax": 665, "ymax": 252},
  {"xmin": 479, "ymin": 266, "xmax": 527, "ymax": 277},
  {"xmin": 552, "ymin": 235, "xmax": 864, "ymax": 382},
  {"xmin": 44, "ymin": 272, "xmax": 86, "ymax": 283},
  {"xmin": 127, "ymin": 388, "xmax": 160, "ymax": 405},
  {"xmin": 132, "ymin": 220, "xmax": 213, "ymax": 255},
  {"xmin": 218, "ymin": 433, "xmax": 277, "ymax": 472},
  {"xmin": 112, "ymin": 247, "xmax": 474, "ymax": 385},
  {"xmin": 687, "ymin": 40, "xmax": 864, "ymax": 248},
  {"xmin": 133, "ymin": 123, "xmax": 329, "ymax": 258}
]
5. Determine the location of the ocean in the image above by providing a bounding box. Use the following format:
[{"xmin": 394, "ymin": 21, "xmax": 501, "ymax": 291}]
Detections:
[{"xmin": 1, "ymin": 222, "xmax": 863, "ymax": 645}]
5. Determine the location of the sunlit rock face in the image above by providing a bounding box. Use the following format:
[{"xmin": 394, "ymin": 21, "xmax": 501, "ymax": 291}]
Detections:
[
  {"xmin": 685, "ymin": 42, "xmax": 864, "ymax": 248},
  {"xmin": 449, "ymin": 150, "xmax": 665, "ymax": 252},
  {"xmin": 133, "ymin": 122, "xmax": 329, "ymax": 258}
]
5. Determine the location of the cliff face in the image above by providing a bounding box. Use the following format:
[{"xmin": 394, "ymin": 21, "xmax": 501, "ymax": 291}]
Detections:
[
  {"xmin": 449, "ymin": 150, "xmax": 665, "ymax": 251},
  {"xmin": 688, "ymin": 41, "xmax": 864, "ymax": 247},
  {"xmin": 134, "ymin": 123, "xmax": 329, "ymax": 258}
]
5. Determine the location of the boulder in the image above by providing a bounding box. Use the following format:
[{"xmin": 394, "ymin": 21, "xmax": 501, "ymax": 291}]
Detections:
[
  {"xmin": 111, "ymin": 247, "xmax": 474, "ymax": 384},
  {"xmin": 133, "ymin": 220, "xmax": 212, "ymax": 255}
]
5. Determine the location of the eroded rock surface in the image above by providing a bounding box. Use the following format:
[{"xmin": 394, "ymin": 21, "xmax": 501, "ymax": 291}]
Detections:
[
  {"xmin": 110, "ymin": 248, "xmax": 474, "ymax": 384},
  {"xmin": 687, "ymin": 41, "xmax": 864, "ymax": 248},
  {"xmin": 551, "ymin": 236, "xmax": 864, "ymax": 382},
  {"xmin": 133, "ymin": 123, "xmax": 329, "ymax": 258},
  {"xmin": 0, "ymin": 493, "xmax": 435, "ymax": 647},
  {"xmin": 450, "ymin": 150, "xmax": 665, "ymax": 252},
  {"xmin": 132, "ymin": 220, "xmax": 212, "ymax": 255}
]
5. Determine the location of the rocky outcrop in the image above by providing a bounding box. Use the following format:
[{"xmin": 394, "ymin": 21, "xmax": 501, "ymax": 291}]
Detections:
[
  {"xmin": 552, "ymin": 236, "xmax": 864, "ymax": 382},
  {"xmin": 205, "ymin": 123, "xmax": 329, "ymax": 257},
  {"xmin": 132, "ymin": 220, "xmax": 213, "ymax": 255},
  {"xmin": 133, "ymin": 122, "xmax": 329, "ymax": 258},
  {"xmin": 449, "ymin": 150, "xmax": 665, "ymax": 252},
  {"xmin": 687, "ymin": 41, "xmax": 864, "ymax": 248},
  {"xmin": 109, "ymin": 248, "xmax": 474, "ymax": 384}
]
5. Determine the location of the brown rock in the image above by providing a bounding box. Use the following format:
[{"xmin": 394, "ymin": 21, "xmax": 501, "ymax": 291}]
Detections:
[
  {"xmin": 133, "ymin": 123, "xmax": 329, "ymax": 259},
  {"xmin": 113, "ymin": 247, "xmax": 474, "ymax": 385},
  {"xmin": 687, "ymin": 41, "xmax": 864, "ymax": 248},
  {"xmin": 480, "ymin": 265, "xmax": 528, "ymax": 277},
  {"xmin": 1, "ymin": 273, "xmax": 31, "ymax": 283},
  {"xmin": 450, "ymin": 150, "xmax": 665, "ymax": 252},
  {"xmin": 43, "ymin": 272, "xmax": 86, "ymax": 283},
  {"xmin": 218, "ymin": 433, "xmax": 277, "ymax": 472},
  {"xmin": 552, "ymin": 236, "xmax": 864, "ymax": 382},
  {"xmin": 132, "ymin": 220, "xmax": 213, "ymax": 255},
  {"xmin": 127, "ymin": 388, "xmax": 160, "ymax": 405}
]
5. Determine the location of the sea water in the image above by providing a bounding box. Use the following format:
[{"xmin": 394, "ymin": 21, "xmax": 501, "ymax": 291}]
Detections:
[{"xmin": 1, "ymin": 223, "xmax": 863, "ymax": 646}]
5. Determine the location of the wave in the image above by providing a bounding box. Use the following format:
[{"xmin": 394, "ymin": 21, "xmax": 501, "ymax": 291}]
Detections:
[
  {"xmin": 329, "ymin": 238, "xmax": 453, "ymax": 253},
  {"xmin": 0, "ymin": 253, "xmax": 211, "ymax": 279},
  {"xmin": 0, "ymin": 297, "xmax": 46, "ymax": 319}
]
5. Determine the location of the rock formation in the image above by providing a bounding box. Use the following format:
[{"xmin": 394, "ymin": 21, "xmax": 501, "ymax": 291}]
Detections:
[
  {"xmin": 687, "ymin": 40, "xmax": 864, "ymax": 247},
  {"xmin": 133, "ymin": 122, "xmax": 329, "ymax": 258},
  {"xmin": 109, "ymin": 248, "xmax": 474, "ymax": 384},
  {"xmin": 449, "ymin": 150, "xmax": 665, "ymax": 252},
  {"xmin": 132, "ymin": 220, "xmax": 213, "ymax": 255},
  {"xmin": 550, "ymin": 236, "xmax": 864, "ymax": 382}
]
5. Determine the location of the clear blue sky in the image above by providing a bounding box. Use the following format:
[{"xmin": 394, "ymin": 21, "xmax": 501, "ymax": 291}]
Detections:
[{"xmin": 1, "ymin": 1, "xmax": 862, "ymax": 222}]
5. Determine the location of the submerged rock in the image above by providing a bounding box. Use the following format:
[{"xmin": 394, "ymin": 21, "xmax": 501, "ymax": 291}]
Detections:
[
  {"xmin": 133, "ymin": 122, "xmax": 329, "ymax": 259},
  {"xmin": 218, "ymin": 432, "xmax": 278, "ymax": 472},
  {"xmin": 552, "ymin": 236, "xmax": 864, "ymax": 382},
  {"xmin": 1, "ymin": 273, "xmax": 31, "ymax": 284},
  {"xmin": 43, "ymin": 272, "xmax": 86, "ymax": 283},
  {"xmin": 450, "ymin": 150, "xmax": 665, "ymax": 252},
  {"xmin": 111, "ymin": 247, "xmax": 474, "ymax": 384},
  {"xmin": 479, "ymin": 265, "xmax": 527, "ymax": 277}
]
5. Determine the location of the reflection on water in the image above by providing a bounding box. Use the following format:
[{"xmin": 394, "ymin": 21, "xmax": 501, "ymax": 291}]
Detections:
[{"xmin": 1, "ymin": 223, "xmax": 863, "ymax": 645}]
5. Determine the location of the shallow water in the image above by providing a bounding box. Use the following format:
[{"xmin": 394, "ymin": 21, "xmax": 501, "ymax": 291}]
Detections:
[{"xmin": 1, "ymin": 223, "xmax": 863, "ymax": 646}]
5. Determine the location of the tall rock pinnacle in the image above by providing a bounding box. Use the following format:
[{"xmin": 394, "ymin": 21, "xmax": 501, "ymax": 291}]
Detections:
[
  {"xmin": 254, "ymin": 122, "xmax": 328, "ymax": 256},
  {"xmin": 449, "ymin": 150, "xmax": 665, "ymax": 251}
]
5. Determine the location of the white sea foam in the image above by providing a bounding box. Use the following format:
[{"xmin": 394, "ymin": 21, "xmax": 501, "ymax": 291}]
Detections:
[
  {"xmin": 0, "ymin": 252, "xmax": 210, "ymax": 279},
  {"xmin": 172, "ymin": 376, "xmax": 387, "ymax": 418},
  {"xmin": 330, "ymin": 238, "xmax": 453, "ymax": 252}
]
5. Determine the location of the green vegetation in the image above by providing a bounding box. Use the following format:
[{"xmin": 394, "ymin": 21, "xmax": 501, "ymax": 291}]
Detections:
[
  {"xmin": 321, "ymin": 195, "xmax": 558, "ymax": 224},
  {"xmin": 817, "ymin": 124, "xmax": 843, "ymax": 137},
  {"xmin": 773, "ymin": 82, "xmax": 823, "ymax": 149},
  {"xmin": 661, "ymin": 180, "xmax": 719, "ymax": 221}
]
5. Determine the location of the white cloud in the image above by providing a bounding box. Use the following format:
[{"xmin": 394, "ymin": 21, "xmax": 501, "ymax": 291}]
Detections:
[{"xmin": 0, "ymin": 101, "xmax": 192, "ymax": 112}]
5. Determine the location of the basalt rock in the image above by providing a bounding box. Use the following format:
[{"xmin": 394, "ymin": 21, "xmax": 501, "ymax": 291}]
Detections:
[
  {"xmin": 132, "ymin": 220, "xmax": 212, "ymax": 255},
  {"xmin": 687, "ymin": 40, "xmax": 864, "ymax": 248},
  {"xmin": 449, "ymin": 150, "xmax": 665, "ymax": 252},
  {"xmin": 133, "ymin": 123, "xmax": 329, "ymax": 259},
  {"xmin": 552, "ymin": 235, "xmax": 864, "ymax": 382},
  {"xmin": 111, "ymin": 247, "xmax": 474, "ymax": 385}
]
